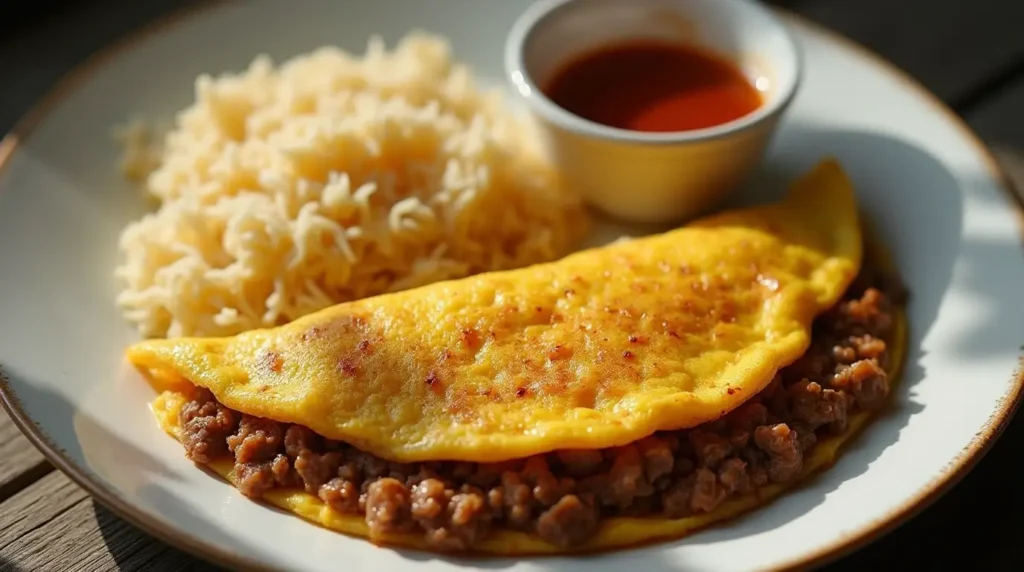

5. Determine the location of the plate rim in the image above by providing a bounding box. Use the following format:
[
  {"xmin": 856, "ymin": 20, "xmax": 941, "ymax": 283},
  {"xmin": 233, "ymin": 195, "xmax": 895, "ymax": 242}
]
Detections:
[{"xmin": 0, "ymin": 3, "xmax": 1021, "ymax": 571}]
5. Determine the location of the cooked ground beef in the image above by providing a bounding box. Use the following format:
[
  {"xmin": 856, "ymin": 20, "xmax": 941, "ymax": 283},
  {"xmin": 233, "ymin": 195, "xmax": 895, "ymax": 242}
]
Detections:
[
  {"xmin": 178, "ymin": 273, "xmax": 899, "ymax": 552},
  {"xmin": 179, "ymin": 396, "xmax": 237, "ymax": 464}
]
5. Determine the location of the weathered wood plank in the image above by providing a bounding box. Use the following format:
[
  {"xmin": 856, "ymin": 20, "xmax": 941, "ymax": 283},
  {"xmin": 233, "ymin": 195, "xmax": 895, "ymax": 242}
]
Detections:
[
  {"xmin": 775, "ymin": 0, "xmax": 1024, "ymax": 106},
  {"xmin": 0, "ymin": 472, "xmax": 89, "ymax": 556},
  {"xmin": 0, "ymin": 409, "xmax": 49, "ymax": 503},
  {"xmin": 0, "ymin": 472, "xmax": 215, "ymax": 572}
]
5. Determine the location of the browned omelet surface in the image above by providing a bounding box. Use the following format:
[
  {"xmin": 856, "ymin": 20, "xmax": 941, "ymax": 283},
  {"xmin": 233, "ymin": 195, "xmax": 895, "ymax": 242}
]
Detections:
[
  {"xmin": 128, "ymin": 159, "xmax": 862, "ymax": 463},
  {"xmin": 151, "ymin": 303, "xmax": 905, "ymax": 555}
]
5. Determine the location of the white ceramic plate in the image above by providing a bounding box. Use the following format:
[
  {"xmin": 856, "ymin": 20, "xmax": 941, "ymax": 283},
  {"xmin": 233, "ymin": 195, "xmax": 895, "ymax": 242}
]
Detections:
[{"xmin": 1, "ymin": 1, "xmax": 1022, "ymax": 571}]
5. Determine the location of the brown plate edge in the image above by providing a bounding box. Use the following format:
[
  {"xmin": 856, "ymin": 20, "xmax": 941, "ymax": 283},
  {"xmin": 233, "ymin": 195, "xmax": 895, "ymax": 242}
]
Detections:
[{"xmin": 0, "ymin": 4, "xmax": 1020, "ymax": 572}]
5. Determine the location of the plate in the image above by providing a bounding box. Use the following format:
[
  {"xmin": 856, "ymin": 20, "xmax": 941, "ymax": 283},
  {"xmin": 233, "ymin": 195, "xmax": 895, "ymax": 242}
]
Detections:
[{"xmin": 1, "ymin": 1, "xmax": 1022, "ymax": 571}]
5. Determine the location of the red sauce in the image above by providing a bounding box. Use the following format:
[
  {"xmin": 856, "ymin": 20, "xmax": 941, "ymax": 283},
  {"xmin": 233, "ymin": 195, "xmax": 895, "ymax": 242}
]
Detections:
[{"xmin": 543, "ymin": 41, "xmax": 763, "ymax": 133}]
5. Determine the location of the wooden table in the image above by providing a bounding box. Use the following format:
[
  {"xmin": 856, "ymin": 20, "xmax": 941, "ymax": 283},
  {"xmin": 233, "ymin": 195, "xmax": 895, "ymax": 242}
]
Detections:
[{"xmin": 1, "ymin": 1, "xmax": 1022, "ymax": 570}]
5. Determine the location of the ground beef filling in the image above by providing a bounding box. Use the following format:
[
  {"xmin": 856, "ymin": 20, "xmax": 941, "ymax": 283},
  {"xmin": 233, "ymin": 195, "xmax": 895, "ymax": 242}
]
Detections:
[{"xmin": 178, "ymin": 283, "xmax": 898, "ymax": 551}]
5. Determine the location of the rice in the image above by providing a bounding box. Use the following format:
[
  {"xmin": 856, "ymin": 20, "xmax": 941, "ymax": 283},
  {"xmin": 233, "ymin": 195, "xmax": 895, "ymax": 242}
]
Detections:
[{"xmin": 114, "ymin": 32, "xmax": 588, "ymax": 338}]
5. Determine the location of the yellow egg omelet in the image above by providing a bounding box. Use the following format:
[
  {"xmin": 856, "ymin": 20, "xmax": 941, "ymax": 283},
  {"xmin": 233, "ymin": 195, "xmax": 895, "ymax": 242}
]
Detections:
[
  {"xmin": 128, "ymin": 159, "xmax": 862, "ymax": 464},
  {"xmin": 150, "ymin": 296, "xmax": 904, "ymax": 556},
  {"xmin": 128, "ymin": 158, "xmax": 909, "ymax": 555}
]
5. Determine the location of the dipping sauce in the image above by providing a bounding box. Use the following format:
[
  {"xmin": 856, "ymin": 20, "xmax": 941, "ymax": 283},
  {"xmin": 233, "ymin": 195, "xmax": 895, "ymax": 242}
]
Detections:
[{"xmin": 544, "ymin": 41, "xmax": 763, "ymax": 133}]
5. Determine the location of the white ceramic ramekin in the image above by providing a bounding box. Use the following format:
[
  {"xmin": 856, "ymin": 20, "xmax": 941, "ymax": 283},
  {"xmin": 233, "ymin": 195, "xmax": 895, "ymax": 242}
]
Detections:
[{"xmin": 505, "ymin": 0, "xmax": 802, "ymax": 224}]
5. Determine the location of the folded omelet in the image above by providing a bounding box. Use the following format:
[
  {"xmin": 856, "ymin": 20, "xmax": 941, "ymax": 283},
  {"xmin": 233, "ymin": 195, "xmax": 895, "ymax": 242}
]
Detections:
[{"xmin": 129, "ymin": 158, "xmax": 907, "ymax": 553}]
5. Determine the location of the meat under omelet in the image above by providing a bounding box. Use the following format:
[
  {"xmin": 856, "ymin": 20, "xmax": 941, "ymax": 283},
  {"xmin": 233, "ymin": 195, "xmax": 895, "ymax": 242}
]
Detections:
[{"xmin": 129, "ymin": 159, "xmax": 908, "ymax": 553}]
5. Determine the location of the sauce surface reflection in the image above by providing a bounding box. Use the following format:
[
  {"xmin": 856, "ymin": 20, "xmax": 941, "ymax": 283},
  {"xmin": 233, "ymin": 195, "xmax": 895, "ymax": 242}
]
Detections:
[{"xmin": 544, "ymin": 41, "xmax": 764, "ymax": 133}]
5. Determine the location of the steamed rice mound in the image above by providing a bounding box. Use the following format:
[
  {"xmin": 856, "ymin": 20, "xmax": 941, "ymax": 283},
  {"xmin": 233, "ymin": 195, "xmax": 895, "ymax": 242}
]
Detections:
[{"xmin": 114, "ymin": 32, "xmax": 588, "ymax": 338}]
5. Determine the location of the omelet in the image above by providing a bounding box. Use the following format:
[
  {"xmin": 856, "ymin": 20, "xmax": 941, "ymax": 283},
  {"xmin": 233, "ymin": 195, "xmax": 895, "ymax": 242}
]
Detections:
[
  {"xmin": 130, "ymin": 158, "xmax": 907, "ymax": 553},
  {"xmin": 150, "ymin": 303, "xmax": 905, "ymax": 553},
  {"xmin": 129, "ymin": 158, "xmax": 861, "ymax": 463}
]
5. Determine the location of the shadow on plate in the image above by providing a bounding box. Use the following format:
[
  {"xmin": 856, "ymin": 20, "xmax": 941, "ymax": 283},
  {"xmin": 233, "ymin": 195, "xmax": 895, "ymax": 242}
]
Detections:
[
  {"xmin": 826, "ymin": 150, "xmax": 1024, "ymax": 569},
  {"xmin": 944, "ymin": 234, "xmax": 1024, "ymax": 358}
]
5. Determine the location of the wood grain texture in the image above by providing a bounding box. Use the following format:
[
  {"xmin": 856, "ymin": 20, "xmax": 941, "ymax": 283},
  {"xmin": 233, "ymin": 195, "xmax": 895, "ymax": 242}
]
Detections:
[
  {"xmin": 0, "ymin": 472, "xmax": 214, "ymax": 572},
  {"xmin": 777, "ymin": 0, "xmax": 1024, "ymax": 106},
  {"xmin": 0, "ymin": 409, "xmax": 48, "ymax": 503}
]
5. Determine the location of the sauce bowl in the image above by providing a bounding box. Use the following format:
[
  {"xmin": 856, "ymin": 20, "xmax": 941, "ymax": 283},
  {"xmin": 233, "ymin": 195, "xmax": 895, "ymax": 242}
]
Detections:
[{"xmin": 505, "ymin": 0, "xmax": 802, "ymax": 224}]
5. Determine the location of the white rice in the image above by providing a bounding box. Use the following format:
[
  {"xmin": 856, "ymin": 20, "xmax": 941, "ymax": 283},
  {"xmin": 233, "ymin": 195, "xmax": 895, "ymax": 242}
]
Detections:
[{"xmin": 114, "ymin": 32, "xmax": 587, "ymax": 338}]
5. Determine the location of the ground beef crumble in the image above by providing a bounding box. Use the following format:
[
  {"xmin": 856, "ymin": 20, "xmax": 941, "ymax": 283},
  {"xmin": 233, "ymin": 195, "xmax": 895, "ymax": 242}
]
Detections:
[{"xmin": 178, "ymin": 273, "xmax": 899, "ymax": 551}]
